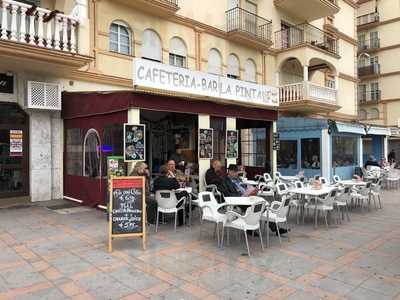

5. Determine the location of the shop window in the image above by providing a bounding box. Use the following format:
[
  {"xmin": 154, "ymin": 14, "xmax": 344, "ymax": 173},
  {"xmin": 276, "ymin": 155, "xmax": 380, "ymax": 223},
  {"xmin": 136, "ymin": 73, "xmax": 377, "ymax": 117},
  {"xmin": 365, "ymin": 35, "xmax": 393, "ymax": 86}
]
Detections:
[
  {"xmin": 109, "ymin": 21, "xmax": 131, "ymax": 55},
  {"xmin": 169, "ymin": 37, "xmax": 187, "ymax": 68},
  {"xmin": 240, "ymin": 128, "xmax": 266, "ymax": 167},
  {"xmin": 332, "ymin": 136, "xmax": 357, "ymax": 167},
  {"xmin": 66, "ymin": 128, "xmax": 83, "ymax": 176},
  {"xmin": 142, "ymin": 29, "xmax": 162, "ymax": 62},
  {"xmin": 227, "ymin": 54, "xmax": 240, "ymax": 79},
  {"xmin": 210, "ymin": 117, "xmax": 226, "ymax": 166},
  {"xmin": 83, "ymin": 129, "xmax": 101, "ymax": 178},
  {"xmin": 208, "ymin": 48, "xmax": 222, "ymax": 75},
  {"xmin": 301, "ymin": 138, "xmax": 320, "ymax": 169},
  {"xmin": 278, "ymin": 140, "xmax": 297, "ymax": 169},
  {"xmin": 244, "ymin": 59, "xmax": 256, "ymax": 82},
  {"xmin": 102, "ymin": 124, "xmax": 124, "ymax": 177}
]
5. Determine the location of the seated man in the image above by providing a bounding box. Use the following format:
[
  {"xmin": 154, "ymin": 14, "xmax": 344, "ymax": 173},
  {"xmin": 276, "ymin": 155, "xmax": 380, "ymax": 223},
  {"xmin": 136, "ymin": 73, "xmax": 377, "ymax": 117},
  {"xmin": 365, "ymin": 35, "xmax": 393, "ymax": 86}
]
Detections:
[
  {"xmin": 205, "ymin": 159, "xmax": 224, "ymax": 186},
  {"xmin": 365, "ymin": 155, "xmax": 381, "ymax": 169},
  {"xmin": 153, "ymin": 165, "xmax": 186, "ymax": 226},
  {"xmin": 166, "ymin": 160, "xmax": 177, "ymax": 178},
  {"xmin": 225, "ymin": 164, "xmax": 257, "ymax": 196}
]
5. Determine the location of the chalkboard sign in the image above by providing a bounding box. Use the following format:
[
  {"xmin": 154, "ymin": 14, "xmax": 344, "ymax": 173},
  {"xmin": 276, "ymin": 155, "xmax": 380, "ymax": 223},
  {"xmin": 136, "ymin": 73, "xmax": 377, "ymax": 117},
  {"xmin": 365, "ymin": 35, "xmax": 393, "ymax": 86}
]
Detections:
[
  {"xmin": 108, "ymin": 176, "xmax": 146, "ymax": 252},
  {"xmin": 124, "ymin": 124, "xmax": 146, "ymax": 162}
]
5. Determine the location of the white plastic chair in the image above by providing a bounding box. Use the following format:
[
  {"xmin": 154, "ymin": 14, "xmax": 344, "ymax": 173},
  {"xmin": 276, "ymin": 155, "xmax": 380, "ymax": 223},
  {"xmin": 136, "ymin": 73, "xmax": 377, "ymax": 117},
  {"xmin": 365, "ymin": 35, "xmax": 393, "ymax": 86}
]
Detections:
[
  {"xmin": 257, "ymin": 183, "xmax": 275, "ymax": 201},
  {"xmin": 263, "ymin": 173, "xmax": 273, "ymax": 183},
  {"xmin": 155, "ymin": 190, "xmax": 186, "ymax": 232},
  {"xmin": 197, "ymin": 192, "xmax": 227, "ymax": 246},
  {"xmin": 350, "ymin": 182, "xmax": 372, "ymax": 212},
  {"xmin": 290, "ymin": 180, "xmax": 305, "ymax": 224},
  {"xmin": 306, "ymin": 189, "xmax": 338, "ymax": 228},
  {"xmin": 221, "ymin": 198, "xmax": 266, "ymax": 256},
  {"xmin": 369, "ymin": 179, "xmax": 383, "ymax": 209},
  {"xmin": 261, "ymin": 193, "xmax": 291, "ymax": 246},
  {"xmin": 334, "ymin": 186, "xmax": 351, "ymax": 222},
  {"xmin": 333, "ymin": 175, "xmax": 341, "ymax": 185},
  {"xmin": 319, "ymin": 177, "xmax": 328, "ymax": 185}
]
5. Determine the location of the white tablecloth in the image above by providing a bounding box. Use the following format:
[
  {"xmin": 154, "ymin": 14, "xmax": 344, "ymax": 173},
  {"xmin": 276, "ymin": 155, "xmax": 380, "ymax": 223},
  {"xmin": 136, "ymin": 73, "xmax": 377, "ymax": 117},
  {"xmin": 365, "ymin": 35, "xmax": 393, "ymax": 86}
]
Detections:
[
  {"xmin": 224, "ymin": 197, "xmax": 268, "ymax": 207},
  {"xmin": 290, "ymin": 186, "xmax": 335, "ymax": 197}
]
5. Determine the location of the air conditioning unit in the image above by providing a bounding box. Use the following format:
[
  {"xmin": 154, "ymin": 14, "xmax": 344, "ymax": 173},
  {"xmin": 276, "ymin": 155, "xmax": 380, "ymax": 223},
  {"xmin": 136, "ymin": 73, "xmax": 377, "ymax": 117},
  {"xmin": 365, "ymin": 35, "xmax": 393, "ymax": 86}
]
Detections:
[{"xmin": 26, "ymin": 81, "xmax": 61, "ymax": 111}]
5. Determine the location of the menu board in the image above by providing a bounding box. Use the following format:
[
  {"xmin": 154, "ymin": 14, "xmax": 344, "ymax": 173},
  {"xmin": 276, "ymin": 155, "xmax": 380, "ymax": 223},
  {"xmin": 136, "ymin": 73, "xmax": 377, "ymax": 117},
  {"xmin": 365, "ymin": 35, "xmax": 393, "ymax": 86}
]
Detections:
[
  {"xmin": 10, "ymin": 130, "xmax": 23, "ymax": 157},
  {"xmin": 108, "ymin": 177, "xmax": 146, "ymax": 252},
  {"xmin": 198, "ymin": 128, "xmax": 213, "ymax": 159},
  {"xmin": 124, "ymin": 124, "xmax": 146, "ymax": 162},
  {"xmin": 226, "ymin": 130, "xmax": 238, "ymax": 159}
]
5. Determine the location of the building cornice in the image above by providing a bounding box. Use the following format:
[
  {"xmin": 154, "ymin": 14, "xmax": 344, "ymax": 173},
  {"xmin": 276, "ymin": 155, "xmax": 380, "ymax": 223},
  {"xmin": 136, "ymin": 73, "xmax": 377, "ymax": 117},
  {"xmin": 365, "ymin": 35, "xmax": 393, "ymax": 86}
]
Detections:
[
  {"xmin": 358, "ymin": 43, "xmax": 400, "ymax": 54},
  {"xmin": 339, "ymin": 72, "xmax": 358, "ymax": 83},
  {"xmin": 358, "ymin": 17, "xmax": 400, "ymax": 32},
  {"xmin": 357, "ymin": 0, "xmax": 372, "ymax": 5},
  {"xmin": 342, "ymin": 0, "xmax": 359, "ymax": 9}
]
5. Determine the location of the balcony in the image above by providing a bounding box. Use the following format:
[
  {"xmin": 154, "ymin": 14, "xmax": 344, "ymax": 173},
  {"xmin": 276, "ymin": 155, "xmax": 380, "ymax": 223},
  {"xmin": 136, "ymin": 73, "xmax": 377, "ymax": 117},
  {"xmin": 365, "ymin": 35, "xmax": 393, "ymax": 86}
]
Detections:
[
  {"xmin": 358, "ymin": 90, "xmax": 381, "ymax": 104},
  {"xmin": 274, "ymin": 0, "xmax": 339, "ymax": 22},
  {"xmin": 358, "ymin": 38, "xmax": 380, "ymax": 51},
  {"xmin": 114, "ymin": 0, "xmax": 180, "ymax": 17},
  {"xmin": 275, "ymin": 23, "xmax": 339, "ymax": 56},
  {"xmin": 358, "ymin": 64, "xmax": 380, "ymax": 77},
  {"xmin": 0, "ymin": 0, "xmax": 91, "ymax": 75},
  {"xmin": 226, "ymin": 7, "xmax": 272, "ymax": 50},
  {"xmin": 279, "ymin": 81, "xmax": 339, "ymax": 113},
  {"xmin": 357, "ymin": 12, "xmax": 379, "ymax": 27}
]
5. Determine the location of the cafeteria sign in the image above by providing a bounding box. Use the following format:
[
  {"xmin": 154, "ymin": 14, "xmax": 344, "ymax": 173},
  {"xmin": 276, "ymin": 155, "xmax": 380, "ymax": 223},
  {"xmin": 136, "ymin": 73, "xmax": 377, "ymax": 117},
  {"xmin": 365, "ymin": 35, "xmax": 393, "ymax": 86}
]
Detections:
[
  {"xmin": 10, "ymin": 130, "xmax": 23, "ymax": 157},
  {"xmin": 133, "ymin": 58, "xmax": 278, "ymax": 107}
]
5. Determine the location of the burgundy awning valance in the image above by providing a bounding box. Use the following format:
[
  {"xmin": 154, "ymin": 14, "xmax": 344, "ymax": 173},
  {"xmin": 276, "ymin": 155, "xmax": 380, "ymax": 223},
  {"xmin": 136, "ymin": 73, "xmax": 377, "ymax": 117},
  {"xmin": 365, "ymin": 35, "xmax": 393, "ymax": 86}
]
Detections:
[{"xmin": 62, "ymin": 91, "xmax": 278, "ymax": 122}]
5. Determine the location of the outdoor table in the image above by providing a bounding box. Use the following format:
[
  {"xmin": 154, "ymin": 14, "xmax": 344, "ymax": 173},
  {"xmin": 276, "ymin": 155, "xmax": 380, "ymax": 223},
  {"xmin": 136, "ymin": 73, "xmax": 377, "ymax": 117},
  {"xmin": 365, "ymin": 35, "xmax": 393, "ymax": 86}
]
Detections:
[
  {"xmin": 280, "ymin": 176, "xmax": 299, "ymax": 182},
  {"xmin": 290, "ymin": 186, "xmax": 336, "ymax": 228},
  {"xmin": 242, "ymin": 179, "xmax": 258, "ymax": 186},
  {"xmin": 176, "ymin": 187, "xmax": 193, "ymax": 226},
  {"xmin": 224, "ymin": 196, "xmax": 269, "ymax": 207},
  {"xmin": 339, "ymin": 180, "xmax": 367, "ymax": 187}
]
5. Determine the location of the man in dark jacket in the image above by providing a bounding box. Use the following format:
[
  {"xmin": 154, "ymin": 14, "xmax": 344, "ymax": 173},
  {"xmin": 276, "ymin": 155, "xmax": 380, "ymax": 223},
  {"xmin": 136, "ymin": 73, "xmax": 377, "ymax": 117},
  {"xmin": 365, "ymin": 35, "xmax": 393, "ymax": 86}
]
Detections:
[
  {"xmin": 364, "ymin": 155, "xmax": 381, "ymax": 168},
  {"xmin": 205, "ymin": 160, "xmax": 224, "ymax": 186}
]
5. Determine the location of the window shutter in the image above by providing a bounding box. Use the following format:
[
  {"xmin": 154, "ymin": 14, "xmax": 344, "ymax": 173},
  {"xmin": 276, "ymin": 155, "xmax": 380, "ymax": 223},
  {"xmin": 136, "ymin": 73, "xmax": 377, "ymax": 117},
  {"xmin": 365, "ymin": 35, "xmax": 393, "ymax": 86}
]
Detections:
[{"xmin": 142, "ymin": 29, "xmax": 162, "ymax": 62}]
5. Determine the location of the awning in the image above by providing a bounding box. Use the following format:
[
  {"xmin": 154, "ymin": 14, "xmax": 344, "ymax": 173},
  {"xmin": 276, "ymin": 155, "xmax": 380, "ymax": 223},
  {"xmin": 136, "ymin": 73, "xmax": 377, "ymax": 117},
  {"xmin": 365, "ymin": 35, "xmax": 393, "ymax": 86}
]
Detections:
[
  {"xmin": 335, "ymin": 122, "xmax": 366, "ymax": 135},
  {"xmin": 390, "ymin": 127, "xmax": 400, "ymax": 137},
  {"xmin": 367, "ymin": 126, "xmax": 391, "ymax": 136}
]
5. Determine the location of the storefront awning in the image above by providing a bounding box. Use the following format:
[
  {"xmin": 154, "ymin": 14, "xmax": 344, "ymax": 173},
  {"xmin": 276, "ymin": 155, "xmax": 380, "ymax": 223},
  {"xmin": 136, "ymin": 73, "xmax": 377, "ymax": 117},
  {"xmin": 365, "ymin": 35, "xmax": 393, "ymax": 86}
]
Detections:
[
  {"xmin": 390, "ymin": 127, "xmax": 400, "ymax": 137},
  {"xmin": 335, "ymin": 122, "xmax": 366, "ymax": 135},
  {"xmin": 367, "ymin": 126, "xmax": 391, "ymax": 136}
]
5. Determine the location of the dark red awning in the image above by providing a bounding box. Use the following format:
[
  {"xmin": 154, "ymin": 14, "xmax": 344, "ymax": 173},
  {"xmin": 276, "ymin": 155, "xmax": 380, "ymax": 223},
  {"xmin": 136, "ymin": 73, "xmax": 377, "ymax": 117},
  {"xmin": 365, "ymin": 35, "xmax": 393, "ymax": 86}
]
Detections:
[{"xmin": 62, "ymin": 91, "xmax": 277, "ymax": 122}]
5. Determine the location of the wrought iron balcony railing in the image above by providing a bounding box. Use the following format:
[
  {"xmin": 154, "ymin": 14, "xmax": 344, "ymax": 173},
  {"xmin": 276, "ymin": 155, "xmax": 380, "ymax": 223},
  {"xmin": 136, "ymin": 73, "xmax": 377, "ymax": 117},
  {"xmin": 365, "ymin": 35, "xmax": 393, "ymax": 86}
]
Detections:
[
  {"xmin": 275, "ymin": 23, "xmax": 338, "ymax": 55},
  {"xmin": 358, "ymin": 64, "xmax": 380, "ymax": 77},
  {"xmin": 358, "ymin": 38, "xmax": 380, "ymax": 50},
  {"xmin": 226, "ymin": 7, "xmax": 272, "ymax": 44},
  {"xmin": 357, "ymin": 12, "xmax": 379, "ymax": 26},
  {"xmin": 358, "ymin": 90, "xmax": 381, "ymax": 103}
]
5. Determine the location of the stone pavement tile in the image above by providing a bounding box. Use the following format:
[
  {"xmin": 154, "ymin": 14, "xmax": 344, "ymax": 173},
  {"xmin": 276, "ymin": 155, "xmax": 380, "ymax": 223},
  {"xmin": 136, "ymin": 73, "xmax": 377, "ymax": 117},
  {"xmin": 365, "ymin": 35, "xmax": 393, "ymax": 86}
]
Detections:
[
  {"xmin": 0, "ymin": 264, "xmax": 47, "ymax": 289},
  {"xmin": 264, "ymin": 285, "xmax": 297, "ymax": 299},
  {"xmin": 109, "ymin": 267, "xmax": 162, "ymax": 291},
  {"xmin": 374, "ymin": 238, "xmax": 400, "ymax": 257},
  {"xmin": 74, "ymin": 272, "xmax": 135, "ymax": 300},
  {"xmin": 310, "ymin": 277, "xmax": 355, "ymax": 296},
  {"xmin": 70, "ymin": 292, "xmax": 97, "ymax": 300},
  {"xmin": 0, "ymin": 260, "xmax": 27, "ymax": 272},
  {"xmin": 326, "ymin": 265, "xmax": 372, "ymax": 286},
  {"xmin": 268, "ymin": 255, "xmax": 319, "ymax": 280},
  {"xmin": 140, "ymin": 282, "xmax": 171, "ymax": 298},
  {"xmin": 58, "ymin": 281, "xmax": 86, "ymax": 297},
  {"xmin": 31, "ymin": 260, "xmax": 50, "ymax": 272},
  {"xmin": 285, "ymin": 290, "xmax": 323, "ymax": 300},
  {"xmin": 360, "ymin": 274, "xmax": 400, "ymax": 297},
  {"xmin": 77, "ymin": 248, "xmax": 121, "ymax": 266},
  {"xmin": 0, "ymin": 281, "xmax": 52, "ymax": 300},
  {"xmin": 42, "ymin": 267, "xmax": 64, "ymax": 281},
  {"xmin": 13, "ymin": 287, "xmax": 67, "ymax": 300},
  {"xmin": 180, "ymin": 282, "xmax": 211, "ymax": 298},
  {"xmin": 345, "ymin": 286, "xmax": 393, "ymax": 300},
  {"xmin": 149, "ymin": 287, "xmax": 198, "ymax": 300},
  {"xmin": 350, "ymin": 253, "xmax": 396, "ymax": 276},
  {"xmin": 121, "ymin": 293, "xmax": 147, "ymax": 300},
  {"xmin": 47, "ymin": 253, "xmax": 93, "ymax": 276}
]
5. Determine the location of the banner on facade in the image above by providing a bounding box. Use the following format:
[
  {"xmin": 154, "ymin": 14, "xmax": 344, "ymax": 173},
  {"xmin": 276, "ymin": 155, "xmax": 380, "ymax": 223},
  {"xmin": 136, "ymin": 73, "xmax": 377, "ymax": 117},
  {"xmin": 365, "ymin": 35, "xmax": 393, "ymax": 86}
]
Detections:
[
  {"xmin": 133, "ymin": 58, "xmax": 279, "ymax": 107},
  {"xmin": 9, "ymin": 130, "xmax": 23, "ymax": 157},
  {"xmin": 124, "ymin": 124, "xmax": 146, "ymax": 162},
  {"xmin": 226, "ymin": 130, "xmax": 238, "ymax": 159}
]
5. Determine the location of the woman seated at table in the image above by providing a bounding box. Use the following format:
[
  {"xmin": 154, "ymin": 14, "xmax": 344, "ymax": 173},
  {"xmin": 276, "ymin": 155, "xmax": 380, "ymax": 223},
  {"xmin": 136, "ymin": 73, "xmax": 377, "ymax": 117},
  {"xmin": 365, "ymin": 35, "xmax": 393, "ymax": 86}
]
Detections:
[{"xmin": 153, "ymin": 165, "xmax": 187, "ymax": 226}]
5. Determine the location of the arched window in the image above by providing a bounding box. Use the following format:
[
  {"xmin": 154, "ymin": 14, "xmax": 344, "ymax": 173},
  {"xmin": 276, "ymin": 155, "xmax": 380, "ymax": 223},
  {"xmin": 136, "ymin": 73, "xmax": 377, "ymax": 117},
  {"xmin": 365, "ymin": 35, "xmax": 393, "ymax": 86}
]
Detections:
[
  {"xmin": 109, "ymin": 21, "xmax": 131, "ymax": 55},
  {"xmin": 227, "ymin": 54, "xmax": 240, "ymax": 79},
  {"xmin": 208, "ymin": 48, "xmax": 222, "ymax": 75},
  {"xmin": 359, "ymin": 109, "xmax": 367, "ymax": 120},
  {"xmin": 169, "ymin": 37, "xmax": 187, "ymax": 68},
  {"xmin": 370, "ymin": 108, "xmax": 380, "ymax": 119},
  {"xmin": 244, "ymin": 59, "xmax": 257, "ymax": 82},
  {"xmin": 83, "ymin": 129, "xmax": 101, "ymax": 178},
  {"xmin": 142, "ymin": 29, "xmax": 162, "ymax": 62}
]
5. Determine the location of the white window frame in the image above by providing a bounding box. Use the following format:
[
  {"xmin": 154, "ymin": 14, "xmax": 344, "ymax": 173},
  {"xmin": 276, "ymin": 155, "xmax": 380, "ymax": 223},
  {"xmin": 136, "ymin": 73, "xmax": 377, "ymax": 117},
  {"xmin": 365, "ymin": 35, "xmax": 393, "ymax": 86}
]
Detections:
[{"xmin": 109, "ymin": 21, "xmax": 131, "ymax": 55}]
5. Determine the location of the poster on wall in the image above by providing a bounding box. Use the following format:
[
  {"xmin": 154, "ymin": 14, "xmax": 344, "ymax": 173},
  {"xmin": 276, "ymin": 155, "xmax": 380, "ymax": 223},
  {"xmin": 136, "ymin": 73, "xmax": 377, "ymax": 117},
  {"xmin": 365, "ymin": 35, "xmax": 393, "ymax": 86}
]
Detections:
[
  {"xmin": 107, "ymin": 156, "xmax": 126, "ymax": 178},
  {"xmin": 124, "ymin": 124, "xmax": 146, "ymax": 162},
  {"xmin": 198, "ymin": 128, "xmax": 213, "ymax": 160},
  {"xmin": 226, "ymin": 130, "xmax": 238, "ymax": 159},
  {"xmin": 272, "ymin": 133, "xmax": 280, "ymax": 151},
  {"xmin": 9, "ymin": 130, "xmax": 23, "ymax": 157}
]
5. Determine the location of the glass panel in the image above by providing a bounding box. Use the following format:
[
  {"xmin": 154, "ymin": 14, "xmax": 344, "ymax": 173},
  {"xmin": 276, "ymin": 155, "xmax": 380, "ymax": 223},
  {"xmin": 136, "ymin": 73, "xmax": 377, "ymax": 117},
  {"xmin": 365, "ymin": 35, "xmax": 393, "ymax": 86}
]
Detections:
[
  {"xmin": 66, "ymin": 128, "xmax": 82, "ymax": 176},
  {"xmin": 120, "ymin": 45, "xmax": 130, "ymax": 55},
  {"xmin": 240, "ymin": 128, "xmax": 266, "ymax": 167},
  {"xmin": 102, "ymin": 124, "xmax": 124, "ymax": 177},
  {"xmin": 109, "ymin": 31, "xmax": 118, "ymax": 42},
  {"xmin": 332, "ymin": 136, "xmax": 357, "ymax": 167},
  {"xmin": 278, "ymin": 140, "xmax": 297, "ymax": 169},
  {"xmin": 84, "ymin": 131, "xmax": 100, "ymax": 177},
  {"xmin": 301, "ymin": 138, "xmax": 320, "ymax": 169},
  {"xmin": 110, "ymin": 42, "xmax": 118, "ymax": 52}
]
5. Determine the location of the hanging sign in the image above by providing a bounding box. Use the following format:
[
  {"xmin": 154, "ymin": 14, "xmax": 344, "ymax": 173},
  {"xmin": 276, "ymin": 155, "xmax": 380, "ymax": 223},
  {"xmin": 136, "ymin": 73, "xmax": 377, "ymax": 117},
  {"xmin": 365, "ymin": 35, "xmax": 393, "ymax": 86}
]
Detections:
[
  {"xmin": 124, "ymin": 124, "xmax": 146, "ymax": 162},
  {"xmin": 226, "ymin": 130, "xmax": 238, "ymax": 159},
  {"xmin": 272, "ymin": 133, "xmax": 280, "ymax": 151},
  {"xmin": 10, "ymin": 130, "xmax": 23, "ymax": 157},
  {"xmin": 108, "ymin": 176, "xmax": 146, "ymax": 252},
  {"xmin": 0, "ymin": 73, "xmax": 13, "ymax": 94},
  {"xmin": 199, "ymin": 128, "xmax": 213, "ymax": 160}
]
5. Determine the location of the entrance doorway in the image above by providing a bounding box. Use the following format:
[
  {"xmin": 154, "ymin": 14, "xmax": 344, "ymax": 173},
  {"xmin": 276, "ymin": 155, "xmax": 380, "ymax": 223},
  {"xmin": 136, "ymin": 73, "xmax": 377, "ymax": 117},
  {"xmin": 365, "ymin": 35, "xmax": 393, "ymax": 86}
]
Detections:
[{"xmin": 0, "ymin": 103, "xmax": 29, "ymax": 199}]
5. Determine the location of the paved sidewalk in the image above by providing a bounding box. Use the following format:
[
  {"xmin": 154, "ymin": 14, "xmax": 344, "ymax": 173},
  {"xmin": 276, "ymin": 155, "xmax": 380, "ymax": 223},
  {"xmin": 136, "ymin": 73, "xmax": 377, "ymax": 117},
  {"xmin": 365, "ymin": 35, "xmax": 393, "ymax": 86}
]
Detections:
[{"xmin": 0, "ymin": 190, "xmax": 400, "ymax": 300}]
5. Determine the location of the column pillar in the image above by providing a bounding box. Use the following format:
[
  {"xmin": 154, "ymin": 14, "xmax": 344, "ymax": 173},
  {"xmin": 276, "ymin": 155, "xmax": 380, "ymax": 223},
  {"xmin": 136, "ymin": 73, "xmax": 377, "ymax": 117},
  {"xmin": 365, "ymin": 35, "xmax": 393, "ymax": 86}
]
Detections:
[
  {"xmin": 358, "ymin": 136, "xmax": 364, "ymax": 168},
  {"xmin": 271, "ymin": 121, "xmax": 277, "ymax": 177},
  {"xmin": 383, "ymin": 136, "xmax": 389, "ymax": 161},
  {"xmin": 127, "ymin": 108, "xmax": 140, "ymax": 174},
  {"xmin": 275, "ymin": 71, "xmax": 280, "ymax": 86},
  {"xmin": 321, "ymin": 129, "xmax": 331, "ymax": 182},
  {"xmin": 226, "ymin": 117, "xmax": 237, "ymax": 167},
  {"xmin": 303, "ymin": 65, "xmax": 309, "ymax": 82},
  {"xmin": 198, "ymin": 114, "xmax": 210, "ymax": 192}
]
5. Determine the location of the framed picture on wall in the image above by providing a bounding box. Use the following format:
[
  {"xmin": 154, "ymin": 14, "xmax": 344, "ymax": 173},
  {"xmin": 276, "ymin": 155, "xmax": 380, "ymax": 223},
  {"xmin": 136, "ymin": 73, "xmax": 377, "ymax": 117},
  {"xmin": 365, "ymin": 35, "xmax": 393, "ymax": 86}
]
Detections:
[
  {"xmin": 124, "ymin": 124, "xmax": 146, "ymax": 162},
  {"xmin": 198, "ymin": 128, "xmax": 213, "ymax": 160},
  {"xmin": 226, "ymin": 130, "xmax": 238, "ymax": 159}
]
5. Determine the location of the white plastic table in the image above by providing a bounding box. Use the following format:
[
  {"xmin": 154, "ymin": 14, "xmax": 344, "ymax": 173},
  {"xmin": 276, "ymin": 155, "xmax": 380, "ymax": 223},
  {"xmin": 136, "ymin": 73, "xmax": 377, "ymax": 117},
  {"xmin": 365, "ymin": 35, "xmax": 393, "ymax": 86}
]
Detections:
[
  {"xmin": 242, "ymin": 179, "xmax": 258, "ymax": 186},
  {"xmin": 224, "ymin": 196, "xmax": 268, "ymax": 207},
  {"xmin": 339, "ymin": 180, "xmax": 367, "ymax": 187}
]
